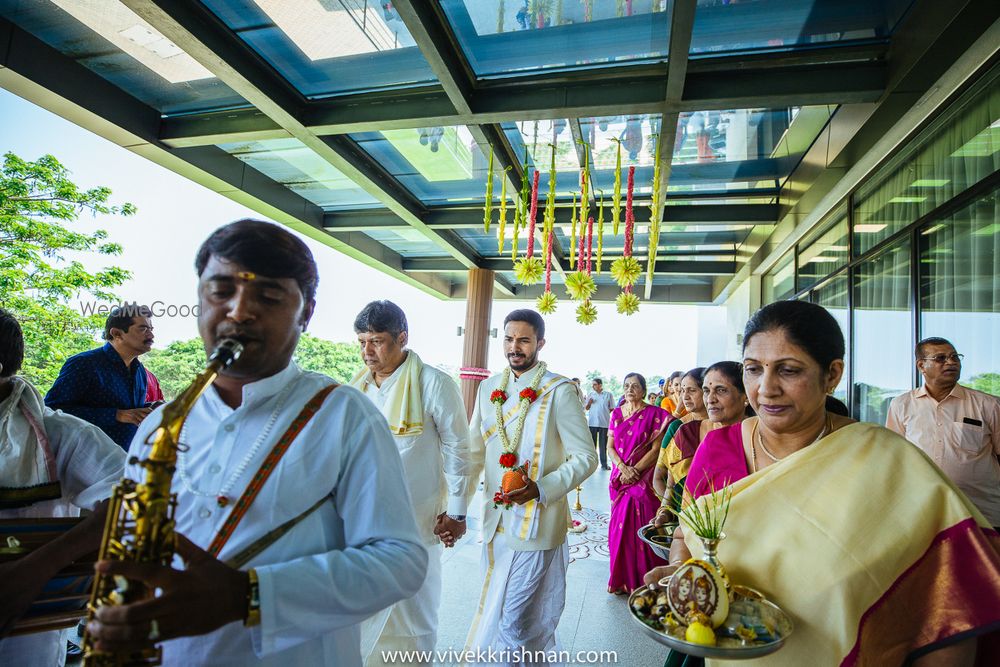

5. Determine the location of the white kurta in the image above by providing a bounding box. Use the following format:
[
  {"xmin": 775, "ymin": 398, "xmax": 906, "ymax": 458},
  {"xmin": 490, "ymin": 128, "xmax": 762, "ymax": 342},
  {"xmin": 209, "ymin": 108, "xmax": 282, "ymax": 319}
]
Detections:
[
  {"xmin": 358, "ymin": 356, "xmax": 475, "ymax": 662},
  {"xmin": 125, "ymin": 362, "xmax": 427, "ymax": 667},
  {"xmin": 0, "ymin": 404, "xmax": 125, "ymax": 667}
]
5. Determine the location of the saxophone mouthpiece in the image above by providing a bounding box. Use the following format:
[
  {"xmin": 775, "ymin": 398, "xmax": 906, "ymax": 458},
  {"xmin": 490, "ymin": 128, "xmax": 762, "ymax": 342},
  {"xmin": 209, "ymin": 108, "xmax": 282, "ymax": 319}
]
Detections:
[{"xmin": 210, "ymin": 338, "xmax": 244, "ymax": 369}]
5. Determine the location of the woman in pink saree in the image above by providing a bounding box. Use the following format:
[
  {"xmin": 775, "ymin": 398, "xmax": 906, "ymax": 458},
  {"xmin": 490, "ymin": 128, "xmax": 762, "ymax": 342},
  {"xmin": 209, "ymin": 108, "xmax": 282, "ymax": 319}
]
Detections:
[{"xmin": 607, "ymin": 372, "xmax": 670, "ymax": 593}]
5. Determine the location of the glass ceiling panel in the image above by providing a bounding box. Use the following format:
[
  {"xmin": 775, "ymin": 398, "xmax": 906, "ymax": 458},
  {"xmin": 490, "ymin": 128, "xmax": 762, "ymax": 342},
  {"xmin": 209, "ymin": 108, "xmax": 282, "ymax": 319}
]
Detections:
[
  {"xmin": 439, "ymin": 0, "xmax": 672, "ymax": 78},
  {"xmin": 690, "ymin": 0, "xmax": 914, "ymax": 57},
  {"xmin": 351, "ymin": 126, "xmax": 489, "ymax": 206},
  {"xmin": 581, "ymin": 107, "xmax": 830, "ymax": 193},
  {"xmin": 502, "ymin": 119, "xmax": 581, "ymax": 197},
  {"xmin": 218, "ymin": 138, "xmax": 381, "ymax": 210},
  {"xmin": 0, "ymin": 0, "xmax": 248, "ymax": 115},
  {"xmin": 199, "ymin": 0, "xmax": 437, "ymax": 97},
  {"xmin": 363, "ymin": 230, "xmax": 451, "ymax": 258}
]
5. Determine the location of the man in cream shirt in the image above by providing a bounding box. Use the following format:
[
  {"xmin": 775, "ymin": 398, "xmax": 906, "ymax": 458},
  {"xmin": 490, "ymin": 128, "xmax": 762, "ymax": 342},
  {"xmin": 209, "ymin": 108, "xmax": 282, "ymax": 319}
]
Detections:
[
  {"xmin": 351, "ymin": 300, "xmax": 475, "ymax": 664},
  {"xmin": 465, "ymin": 309, "xmax": 598, "ymax": 665}
]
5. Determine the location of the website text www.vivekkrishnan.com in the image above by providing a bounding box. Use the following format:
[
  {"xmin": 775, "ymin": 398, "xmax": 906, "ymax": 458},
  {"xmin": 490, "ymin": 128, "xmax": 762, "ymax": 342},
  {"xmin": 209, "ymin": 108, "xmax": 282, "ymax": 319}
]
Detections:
[{"xmin": 380, "ymin": 647, "xmax": 618, "ymax": 664}]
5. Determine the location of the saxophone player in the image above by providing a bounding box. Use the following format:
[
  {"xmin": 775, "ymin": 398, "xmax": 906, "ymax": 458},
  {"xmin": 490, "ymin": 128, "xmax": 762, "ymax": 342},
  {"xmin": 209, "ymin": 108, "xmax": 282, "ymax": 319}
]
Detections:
[{"xmin": 85, "ymin": 220, "xmax": 428, "ymax": 666}]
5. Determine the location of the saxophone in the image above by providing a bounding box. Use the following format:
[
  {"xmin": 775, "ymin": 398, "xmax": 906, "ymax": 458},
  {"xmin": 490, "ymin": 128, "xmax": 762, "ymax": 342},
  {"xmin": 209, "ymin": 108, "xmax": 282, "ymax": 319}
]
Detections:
[{"xmin": 82, "ymin": 338, "xmax": 243, "ymax": 666}]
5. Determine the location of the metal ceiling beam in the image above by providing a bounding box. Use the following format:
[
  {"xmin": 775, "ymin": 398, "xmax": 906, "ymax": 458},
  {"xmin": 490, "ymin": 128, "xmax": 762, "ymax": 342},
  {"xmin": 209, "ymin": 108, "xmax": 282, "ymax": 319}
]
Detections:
[
  {"xmin": 647, "ymin": 0, "xmax": 698, "ymax": 300},
  {"xmin": 403, "ymin": 258, "xmax": 735, "ymax": 276},
  {"xmin": 160, "ymin": 44, "xmax": 887, "ymax": 147},
  {"xmin": 121, "ymin": 0, "xmax": 516, "ymax": 296},
  {"xmin": 501, "ymin": 282, "xmax": 716, "ymax": 304},
  {"xmin": 324, "ymin": 204, "xmax": 776, "ymax": 231},
  {"xmin": 0, "ymin": 18, "xmax": 460, "ymax": 301}
]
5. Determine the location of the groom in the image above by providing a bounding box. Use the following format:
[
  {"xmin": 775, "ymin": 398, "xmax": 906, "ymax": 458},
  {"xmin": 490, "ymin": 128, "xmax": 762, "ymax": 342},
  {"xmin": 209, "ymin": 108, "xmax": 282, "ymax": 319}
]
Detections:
[{"xmin": 465, "ymin": 309, "xmax": 597, "ymax": 663}]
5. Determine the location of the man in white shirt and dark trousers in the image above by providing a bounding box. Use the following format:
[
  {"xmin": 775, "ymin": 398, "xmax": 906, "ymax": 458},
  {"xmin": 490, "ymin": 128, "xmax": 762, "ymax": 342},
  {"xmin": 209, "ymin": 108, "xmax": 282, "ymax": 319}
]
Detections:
[
  {"xmin": 351, "ymin": 300, "xmax": 475, "ymax": 664},
  {"xmin": 584, "ymin": 378, "xmax": 615, "ymax": 470},
  {"xmin": 85, "ymin": 220, "xmax": 427, "ymax": 666}
]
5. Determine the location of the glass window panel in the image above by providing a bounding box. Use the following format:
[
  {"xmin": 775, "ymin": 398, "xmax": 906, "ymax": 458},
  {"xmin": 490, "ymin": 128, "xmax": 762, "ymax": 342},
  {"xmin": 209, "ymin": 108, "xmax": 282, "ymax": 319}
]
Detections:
[
  {"xmin": 363, "ymin": 229, "xmax": 451, "ymax": 257},
  {"xmin": 797, "ymin": 206, "xmax": 849, "ymax": 292},
  {"xmin": 852, "ymin": 241, "xmax": 911, "ymax": 424},
  {"xmin": 763, "ymin": 250, "xmax": 794, "ymax": 303},
  {"xmin": 352, "ymin": 126, "xmax": 490, "ymax": 205},
  {"xmin": 439, "ymin": 0, "xmax": 671, "ymax": 78},
  {"xmin": 812, "ymin": 273, "xmax": 850, "ymax": 404},
  {"xmin": 218, "ymin": 138, "xmax": 381, "ymax": 209},
  {"xmin": 199, "ymin": 0, "xmax": 437, "ymax": 97},
  {"xmin": 690, "ymin": 0, "xmax": 913, "ymax": 56},
  {"xmin": 853, "ymin": 66, "xmax": 1000, "ymax": 256},
  {"xmin": 0, "ymin": 0, "xmax": 248, "ymax": 114},
  {"xmin": 919, "ymin": 188, "xmax": 1000, "ymax": 398}
]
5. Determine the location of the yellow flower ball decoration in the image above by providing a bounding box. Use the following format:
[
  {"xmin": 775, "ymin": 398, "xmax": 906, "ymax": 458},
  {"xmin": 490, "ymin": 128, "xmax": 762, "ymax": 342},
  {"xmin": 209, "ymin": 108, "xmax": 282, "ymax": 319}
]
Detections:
[
  {"xmin": 513, "ymin": 257, "xmax": 544, "ymax": 285},
  {"xmin": 536, "ymin": 291, "xmax": 558, "ymax": 314},
  {"xmin": 564, "ymin": 270, "xmax": 596, "ymax": 302},
  {"xmin": 610, "ymin": 256, "xmax": 642, "ymax": 288},
  {"xmin": 616, "ymin": 291, "xmax": 640, "ymax": 316},
  {"xmin": 575, "ymin": 300, "xmax": 598, "ymax": 326}
]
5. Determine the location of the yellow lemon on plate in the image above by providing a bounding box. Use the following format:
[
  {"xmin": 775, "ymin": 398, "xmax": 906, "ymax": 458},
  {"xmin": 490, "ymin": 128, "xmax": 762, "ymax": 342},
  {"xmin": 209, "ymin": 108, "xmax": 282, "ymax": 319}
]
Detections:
[{"xmin": 685, "ymin": 621, "xmax": 716, "ymax": 646}]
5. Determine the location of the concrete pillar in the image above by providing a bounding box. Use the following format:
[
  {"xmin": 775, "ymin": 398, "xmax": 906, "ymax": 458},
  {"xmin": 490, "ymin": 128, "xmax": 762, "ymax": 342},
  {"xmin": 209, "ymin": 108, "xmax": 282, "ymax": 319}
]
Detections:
[{"xmin": 460, "ymin": 268, "xmax": 494, "ymax": 418}]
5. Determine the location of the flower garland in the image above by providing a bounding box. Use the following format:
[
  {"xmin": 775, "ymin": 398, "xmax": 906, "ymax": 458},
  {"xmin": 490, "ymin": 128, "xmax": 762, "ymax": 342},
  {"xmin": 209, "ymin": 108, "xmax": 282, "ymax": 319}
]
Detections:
[
  {"xmin": 513, "ymin": 169, "xmax": 543, "ymax": 285},
  {"xmin": 646, "ymin": 131, "xmax": 664, "ymax": 287},
  {"xmin": 492, "ymin": 362, "xmax": 548, "ymax": 470},
  {"xmin": 536, "ymin": 227, "xmax": 557, "ymax": 314},
  {"xmin": 576, "ymin": 300, "xmax": 598, "ymax": 325},
  {"xmin": 596, "ymin": 192, "xmax": 605, "ymax": 274},
  {"xmin": 483, "ymin": 146, "xmax": 495, "ymax": 232},
  {"xmin": 496, "ymin": 166, "xmax": 510, "ymax": 254},
  {"xmin": 610, "ymin": 166, "xmax": 641, "ymax": 288},
  {"xmin": 611, "ymin": 138, "xmax": 623, "ymax": 236}
]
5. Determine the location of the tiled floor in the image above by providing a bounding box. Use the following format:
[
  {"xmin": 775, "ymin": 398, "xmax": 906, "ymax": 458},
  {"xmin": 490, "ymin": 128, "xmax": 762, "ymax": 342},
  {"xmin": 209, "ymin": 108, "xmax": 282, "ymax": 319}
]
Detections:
[{"xmin": 435, "ymin": 466, "xmax": 665, "ymax": 666}]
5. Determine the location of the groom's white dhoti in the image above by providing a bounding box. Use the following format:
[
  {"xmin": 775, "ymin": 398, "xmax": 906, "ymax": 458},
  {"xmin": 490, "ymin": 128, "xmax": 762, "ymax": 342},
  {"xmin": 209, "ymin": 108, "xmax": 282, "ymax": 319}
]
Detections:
[{"xmin": 465, "ymin": 366, "xmax": 597, "ymax": 666}]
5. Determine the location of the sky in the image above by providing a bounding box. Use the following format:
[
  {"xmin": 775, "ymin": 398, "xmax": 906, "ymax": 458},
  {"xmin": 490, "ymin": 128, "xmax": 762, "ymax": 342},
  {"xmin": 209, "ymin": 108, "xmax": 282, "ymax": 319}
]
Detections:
[{"xmin": 0, "ymin": 87, "xmax": 707, "ymax": 381}]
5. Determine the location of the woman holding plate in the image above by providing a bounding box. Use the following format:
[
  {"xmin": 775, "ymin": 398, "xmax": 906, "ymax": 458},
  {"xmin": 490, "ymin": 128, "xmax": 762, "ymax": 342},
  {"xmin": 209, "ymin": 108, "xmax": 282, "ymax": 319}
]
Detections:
[{"xmin": 645, "ymin": 300, "xmax": 1000, "ymax": 665}]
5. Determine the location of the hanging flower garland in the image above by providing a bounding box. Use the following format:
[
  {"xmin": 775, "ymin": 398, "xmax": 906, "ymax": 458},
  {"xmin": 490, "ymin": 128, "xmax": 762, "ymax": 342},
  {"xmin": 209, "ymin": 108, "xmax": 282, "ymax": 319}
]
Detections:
[
  {"xmin": 536, "ymin": 228, "xmax": 558, "ymax": 314},
  {"xmin": 513, "ymin": 170, "xmax": 543, "ymax": 285},
  {"xmin": 611, "ymin": 166, "xmax": 642, "ymax": 288},
  {"xmin": 616, "ymin": 287, "xmax": 640, "ymax": 315},
  {"xmin": 566, "ymin": 211, "xmax": 596, "ymax": 301},
  {"xmin": 496, "ymin": 166, "xmax": 511, "ymax": 254},
  {"xmin": 611, "ymin": 138, "xmax": 623, "ymax": 236},
  {"xmin": 483, "ymin": 146, "xmax": 495, "ymax": 232},
  {"xmin": 568, "ymin": 191, "xmax": 578, "ymax": 271},
  {"xmin": 646, "ymin": 131, "xmax": 664, "ymax": 287},
  {"xmin": 576, "ymin": 299, "xmax": 597, "ymax": 325},
  {"xmin": 596, "ymin": 191, "xmax": 605, "ymax": 274}
]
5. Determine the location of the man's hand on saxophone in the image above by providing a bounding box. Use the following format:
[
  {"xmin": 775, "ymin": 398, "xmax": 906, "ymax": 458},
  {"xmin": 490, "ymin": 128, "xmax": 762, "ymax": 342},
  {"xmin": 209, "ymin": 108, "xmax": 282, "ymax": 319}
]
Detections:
[{"xmin": 86, "ymin": 534, "xmax": 249, "ymax": 653}]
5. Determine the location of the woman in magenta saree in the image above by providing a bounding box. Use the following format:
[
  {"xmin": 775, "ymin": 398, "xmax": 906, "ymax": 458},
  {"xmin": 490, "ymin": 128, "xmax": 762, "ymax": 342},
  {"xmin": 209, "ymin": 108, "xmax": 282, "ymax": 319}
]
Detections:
[{"xmin": 607, "ymin": 372, "xmax": 671, "ymax": 593}]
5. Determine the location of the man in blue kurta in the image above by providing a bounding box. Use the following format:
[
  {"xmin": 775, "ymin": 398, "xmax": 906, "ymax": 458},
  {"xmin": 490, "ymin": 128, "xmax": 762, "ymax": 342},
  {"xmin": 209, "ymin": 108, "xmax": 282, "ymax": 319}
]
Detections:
[{"xmin": 45, "ymin": 305, "xmax": 156, "ymax": 449}]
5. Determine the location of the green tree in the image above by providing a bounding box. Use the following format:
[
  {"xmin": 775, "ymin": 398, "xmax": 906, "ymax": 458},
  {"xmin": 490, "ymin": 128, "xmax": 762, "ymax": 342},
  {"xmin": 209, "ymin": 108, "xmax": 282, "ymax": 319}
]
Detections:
[
  {"xmin": 965, "ymin": 373, "xmax": 1000, "ymax": 398},
  {"xmin": 143, "ymin": 334, "xmax": 365, "ymax": 400},
  {"xmin": 293, "ymin": 334, "xmax": 364, "ymax": 383},
  {"xmin": 142, "ymin": 338, "xmax": 208, "ymax": 400},
  {"xmin": 586, "ymin": 370, "xmax": 622, "ymax": 399},
  {"xmin": 0, "ymin": 152, "xmax": 135, "ymax": 390}
]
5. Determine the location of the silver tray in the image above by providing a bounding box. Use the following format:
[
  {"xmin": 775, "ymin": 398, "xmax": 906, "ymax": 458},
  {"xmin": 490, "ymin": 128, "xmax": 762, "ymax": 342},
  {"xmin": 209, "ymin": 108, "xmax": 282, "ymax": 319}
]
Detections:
[
  {"xmin": 637, "ymin": 522, "xmax": 677, "ymax": 560},
  {"xmin": 628, "ymin": 585, "xmax": 793, "ymax": 660}
]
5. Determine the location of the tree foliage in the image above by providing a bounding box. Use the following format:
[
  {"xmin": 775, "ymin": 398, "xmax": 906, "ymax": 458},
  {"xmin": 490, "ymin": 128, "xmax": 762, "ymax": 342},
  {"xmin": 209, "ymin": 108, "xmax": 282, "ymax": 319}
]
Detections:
[
  {"xmin": 143, "ymin": 334, "xmax": 365, "ymax": 400},
  {"xmin": 585, "ymin": 370, "xmax": 622, "ymax": 399},
  {"xmin": 965, "ymin": 373, "xmax": 1000, "ymax": 398},
  {"xmin": 0, "ymin": 152, "xmax": 136, "ymax": 389}
]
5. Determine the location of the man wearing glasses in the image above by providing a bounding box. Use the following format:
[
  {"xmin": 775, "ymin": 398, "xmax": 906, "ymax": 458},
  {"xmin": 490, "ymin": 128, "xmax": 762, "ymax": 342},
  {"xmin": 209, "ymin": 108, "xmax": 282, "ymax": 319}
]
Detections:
[{"xmin": 887, "ymin": 337, "xmax": 1000, "ymax": 528}]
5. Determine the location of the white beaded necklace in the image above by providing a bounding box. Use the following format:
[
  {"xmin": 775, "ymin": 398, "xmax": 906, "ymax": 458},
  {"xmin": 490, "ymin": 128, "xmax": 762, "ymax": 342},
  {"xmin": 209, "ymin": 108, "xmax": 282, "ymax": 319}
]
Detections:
[{"xmin": 177, "ymin": 381, "xmax": 294, "ymax": 508}]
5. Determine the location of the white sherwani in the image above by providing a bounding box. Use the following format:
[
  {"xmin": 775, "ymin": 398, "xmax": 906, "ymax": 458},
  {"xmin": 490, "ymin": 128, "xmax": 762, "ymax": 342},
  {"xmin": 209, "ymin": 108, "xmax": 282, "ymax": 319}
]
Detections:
[
  {"xmin": 357, "ymin": 354, "xmax": 475, "ymax": 661},
  {"xmin": 465, "ymin": 365, "xmax": 597, "ymax": 666},
  {"xmin": 126, "ymin": 362, "xmax": 427, "ymax": 667}
]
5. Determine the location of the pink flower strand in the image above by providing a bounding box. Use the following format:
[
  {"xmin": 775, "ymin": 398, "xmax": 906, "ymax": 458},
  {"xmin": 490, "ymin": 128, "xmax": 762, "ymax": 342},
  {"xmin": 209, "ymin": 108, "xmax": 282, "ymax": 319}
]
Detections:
[
  {"xmin": 586, "ymin": 215, "xmax": 594, "ymax": 275},
  {"xmin": 577, "ymin": 218, "xmax": 586, "ymax": 268},
  {"xmin": 527, "ymin": 170, "xmax": 540, "ymax": 258},
  {"xmin": 624, "ymin": 166, "xmax": 635, "ymax": 256}
]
